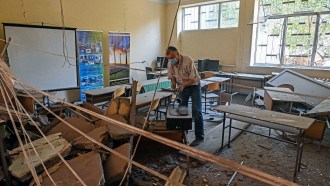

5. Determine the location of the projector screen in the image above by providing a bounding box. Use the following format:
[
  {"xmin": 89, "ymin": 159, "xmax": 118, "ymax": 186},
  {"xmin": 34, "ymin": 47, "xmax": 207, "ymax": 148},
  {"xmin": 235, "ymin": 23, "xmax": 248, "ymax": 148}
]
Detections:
[{"xmin": 4, "ymin": 23, "xmax": 79, "ymax": 91}]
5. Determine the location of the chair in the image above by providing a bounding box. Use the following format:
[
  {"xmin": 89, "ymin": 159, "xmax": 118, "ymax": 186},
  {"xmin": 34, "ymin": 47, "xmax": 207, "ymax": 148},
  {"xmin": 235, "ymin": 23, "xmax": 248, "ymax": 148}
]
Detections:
[
  {"xmin": 101, "ymin": 86, "xmax": 126, "ymax": 109},
  {"xmin": 201, "ymin": 71, "xmax": 221, "ymax": 113},
  {"xmin": 136, "ymin": 99, "xmax": 161, "ymax": 129}
]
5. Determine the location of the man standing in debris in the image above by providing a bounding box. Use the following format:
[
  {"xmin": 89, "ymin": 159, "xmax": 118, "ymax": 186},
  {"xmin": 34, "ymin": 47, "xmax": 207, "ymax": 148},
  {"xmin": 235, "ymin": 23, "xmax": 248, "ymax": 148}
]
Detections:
[{"xmin": 166, "ymin": 46, "xmax": 204, "ymax": 146}]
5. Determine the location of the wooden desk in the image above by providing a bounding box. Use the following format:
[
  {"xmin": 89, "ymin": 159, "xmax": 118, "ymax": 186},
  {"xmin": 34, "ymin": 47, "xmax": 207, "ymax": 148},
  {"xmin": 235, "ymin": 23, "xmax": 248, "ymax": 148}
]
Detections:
[
  {"xmin": 264, "ymin": 87, "xmax": 305, "ymax": 112},
  {"xmin": 17, "ymin": 92, "xmax": 44, "ymax": 113},
  {"xmin": 214, "ymin": 104, "xmax": 315, "ymax": 181},
  {"xmin": 200, "ymin": 77, "xmax": 231, "ymax": 88},
  {"xmin": 215, "ymin": 72, "xmax": 273, "ymax": 92},
  {"xmin": 128, "ymin": 91, "xmax": 173, "ymax": 110},
  {"xmin": 307, "ymin": 97, "xmax": 330, "ymax": 117},
  {"xmin": 85, "ymin": 85, "xmax": 130, "ymax": 104}
]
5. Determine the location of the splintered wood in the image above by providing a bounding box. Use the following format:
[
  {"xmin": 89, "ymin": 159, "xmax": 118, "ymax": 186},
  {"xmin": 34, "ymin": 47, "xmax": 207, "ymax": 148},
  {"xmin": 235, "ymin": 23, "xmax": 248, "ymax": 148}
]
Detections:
[
  {"xmin": 30, "ymin": 152, "xmax": 105, "ymax": 186},
  {"xmin": 104, "ymin": 143, "xmax": 131, "ymax": 184},
  {"xmin": 165, "ymin": 166, "xmax": 186, "ymax": 186},
  {"xmin": 46, "ymin": 117, "xmax": 95, "ymax": 143},
  {"xmin": 8, "ymin": 133, "xmax": 71, "ymax": 181}
]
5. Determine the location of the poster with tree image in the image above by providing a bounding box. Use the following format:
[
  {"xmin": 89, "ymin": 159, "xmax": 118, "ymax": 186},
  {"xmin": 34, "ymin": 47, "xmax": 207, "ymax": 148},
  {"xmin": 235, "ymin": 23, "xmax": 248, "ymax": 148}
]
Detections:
[{"xmin": 109, "ymin": 32, "xmax": 130, "ymax": 86}]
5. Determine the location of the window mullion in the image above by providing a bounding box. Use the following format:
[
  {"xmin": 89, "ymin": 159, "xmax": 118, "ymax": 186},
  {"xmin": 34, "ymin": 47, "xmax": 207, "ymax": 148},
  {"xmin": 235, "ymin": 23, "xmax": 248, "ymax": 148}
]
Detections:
[
  {"xmin": 198, "ymin": 5, "xmax": 201, "ymax": 30},
  {"xmin": 311, "ymin": 15, "xmax": 321, "ymax": 67},
  {"xmin": 280, "ymin": 17, "xmax": 288, "ymax": 65},
  {"xmin": 218, "ymin": 3, "xmax": 221, "ymax": 29}
]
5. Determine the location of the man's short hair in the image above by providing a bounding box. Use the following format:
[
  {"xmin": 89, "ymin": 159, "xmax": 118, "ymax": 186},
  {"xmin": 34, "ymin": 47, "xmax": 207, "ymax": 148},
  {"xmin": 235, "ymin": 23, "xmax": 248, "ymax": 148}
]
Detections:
[{"xmin": 166, "ymin": 46, "xmax": 178, "ymax": 55}]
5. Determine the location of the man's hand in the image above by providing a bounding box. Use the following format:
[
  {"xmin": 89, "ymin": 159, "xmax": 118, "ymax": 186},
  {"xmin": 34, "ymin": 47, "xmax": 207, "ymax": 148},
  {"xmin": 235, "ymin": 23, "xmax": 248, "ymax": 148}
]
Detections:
[{"xmin": 177, "ymin": 84, "xmax": 186, "ymax": 92}]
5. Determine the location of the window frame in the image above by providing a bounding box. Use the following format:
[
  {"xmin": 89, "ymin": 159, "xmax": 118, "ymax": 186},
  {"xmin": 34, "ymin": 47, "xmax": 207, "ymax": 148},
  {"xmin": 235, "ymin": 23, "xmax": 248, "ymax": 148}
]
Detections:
[
  {"xmin": 182, "ymin": 0, "xmax": 240, "ymax": 31},
  {"xmin": 251, "ymin": 0, "xmax": 330, "ymax": 69}
]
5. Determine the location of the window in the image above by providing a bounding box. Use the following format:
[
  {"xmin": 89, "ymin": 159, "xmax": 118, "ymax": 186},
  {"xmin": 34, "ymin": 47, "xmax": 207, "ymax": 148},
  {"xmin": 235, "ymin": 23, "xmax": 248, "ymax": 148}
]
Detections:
[
  {"xmin": 220, "ymin": 1, "xmax": 240, "ymax": 28},
  {"xmin": 200, "ymin": 4, "xmax": 220, "ymax": 29},
  {"xmin": 252, "ymin": 0, "xmax": 330, "ymax": 67},
  {"xmin": 182, "ymin": 1, "xmax": 240, "ymax": 31},
  {"xmin": 183, "ymin": 6, "xmax": 199, "ymax": 30}
]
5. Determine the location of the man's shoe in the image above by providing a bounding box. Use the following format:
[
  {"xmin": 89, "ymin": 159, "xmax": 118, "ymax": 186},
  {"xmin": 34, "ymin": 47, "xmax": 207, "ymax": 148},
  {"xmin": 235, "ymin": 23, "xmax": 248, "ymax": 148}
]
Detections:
[{"xmin": 190, "ymin": 138, "xmax": 204, "ymax": 147}]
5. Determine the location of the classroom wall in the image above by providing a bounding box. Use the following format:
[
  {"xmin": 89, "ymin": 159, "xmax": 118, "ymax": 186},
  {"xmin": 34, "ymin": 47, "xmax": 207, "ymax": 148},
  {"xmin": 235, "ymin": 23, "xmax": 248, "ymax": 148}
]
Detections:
[
  {"xmin": 0, "ymin": 0, "xmax": 167, "ymax": 101},
  {"xmin": 166, "ymin": 0, "xmax": 330, "ymax": 79}
]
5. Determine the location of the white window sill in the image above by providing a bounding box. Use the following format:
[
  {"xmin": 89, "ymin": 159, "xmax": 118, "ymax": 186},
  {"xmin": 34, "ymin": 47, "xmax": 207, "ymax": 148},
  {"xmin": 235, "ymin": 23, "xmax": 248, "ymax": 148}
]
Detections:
[{"xmin": 249, "ymin": 65, "xmax": 330, "ymax": 71}]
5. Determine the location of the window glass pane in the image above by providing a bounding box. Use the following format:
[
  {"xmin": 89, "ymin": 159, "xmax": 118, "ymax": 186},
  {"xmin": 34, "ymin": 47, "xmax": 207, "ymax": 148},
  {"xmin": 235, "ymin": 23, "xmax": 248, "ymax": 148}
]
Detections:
[
  {"xmin": 259, "ymin": 0, "xmax": 329, "ymax": 17},
  {"xmin": 316, "ymin": 14, "xmax": 330, "ymax": 67},
  {"xmin": 255, "ymin": 18, "xmax": 284, "ymax": 65},
  {"xmin": 284, "ymin": 16, "xmax": 316, "ymax": 66},
  {"xmin": 220, "ymin": 1, "xmax": 240, "ymax": 28},
  {"xmin": 200, "ymin": 4, "xmax": 219, "ymax": 29},
  {"xmin": 183, "ymin": 7, "xmax": 199, "ymax": 30}
]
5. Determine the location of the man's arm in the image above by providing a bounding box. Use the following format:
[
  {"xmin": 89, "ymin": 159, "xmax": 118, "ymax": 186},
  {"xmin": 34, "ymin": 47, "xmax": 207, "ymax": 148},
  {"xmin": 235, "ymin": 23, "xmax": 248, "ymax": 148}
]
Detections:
[{"xmin": 177, "ymin": 57, "xmax": 199, "ymax": 91}]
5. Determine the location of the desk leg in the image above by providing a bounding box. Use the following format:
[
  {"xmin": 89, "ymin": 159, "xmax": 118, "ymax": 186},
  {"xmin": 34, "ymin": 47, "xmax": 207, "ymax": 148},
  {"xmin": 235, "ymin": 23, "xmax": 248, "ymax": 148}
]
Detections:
[
  {"xmin": 293, "ymin": 130, "xmax": 303, "ymax": 182},
  {"xmin": 228, "ymin": 118, "xmax": 232, "ymax": 148},
  {"xmin": 298, "ymin": 132, "xmax": 305, "ymax": 172},
  {"xmin": 221, "ymin": 112, "xmax": 226, "ymax": 150}
]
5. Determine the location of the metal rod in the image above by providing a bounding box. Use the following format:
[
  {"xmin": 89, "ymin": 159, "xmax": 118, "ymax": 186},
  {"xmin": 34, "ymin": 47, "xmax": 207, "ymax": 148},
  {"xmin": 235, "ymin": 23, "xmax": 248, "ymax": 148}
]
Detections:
[{"xmin": 227, "ymin": 161, "xmax": 244, "ymax": 186}]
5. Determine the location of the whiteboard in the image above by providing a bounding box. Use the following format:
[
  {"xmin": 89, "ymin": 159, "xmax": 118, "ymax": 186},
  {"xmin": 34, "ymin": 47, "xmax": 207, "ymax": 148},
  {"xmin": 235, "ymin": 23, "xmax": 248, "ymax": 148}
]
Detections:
[{"xmin": 4, "ymin": 24, "xmax": 79, "ymax": 91}]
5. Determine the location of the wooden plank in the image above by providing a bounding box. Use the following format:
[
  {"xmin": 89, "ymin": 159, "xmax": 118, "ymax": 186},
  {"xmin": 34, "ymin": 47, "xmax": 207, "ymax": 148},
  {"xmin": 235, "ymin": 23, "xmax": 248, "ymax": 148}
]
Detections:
[
  {"xmin": 31, "ymin": 152, "xmax": 105, "ymax": 186},
  {"xmin": 214, "ymin": 104, "xmax": 315, "ymax": 130},
  {"xmin": 104, "ymin": 143, "xmax": 131, "ymax": 184},
  {"xmin": 165, "ymin": 166, "xmax": 186, "ymax": 186},
  {"xmin": 9, "ymin": 133, "xmax": 71, "ymax": 182},
  {"xmin": 130, "ymin": 80, "xmax": 138, "ymax": 126},
  {"xmin": 46, "ymin": 117, "xmax": 95, "ymax": 143},
  {"xmin": 73, "ymin": 127, "xmax": 108, "ymax": 150},
  {"xmin": 307, "ymin": 96, "xmax": 330, "ymax": 116}
]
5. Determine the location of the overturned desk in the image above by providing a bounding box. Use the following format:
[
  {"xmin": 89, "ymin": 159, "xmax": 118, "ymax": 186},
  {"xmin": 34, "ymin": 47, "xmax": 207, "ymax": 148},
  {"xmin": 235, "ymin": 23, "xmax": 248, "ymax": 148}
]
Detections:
[
  {"xmin": 214, "ymin": 104, "xmax": 315, "ymax": 181},
  {"xmin": 264, "ymin": 87, "xmax": 305, "ymax": 112}
]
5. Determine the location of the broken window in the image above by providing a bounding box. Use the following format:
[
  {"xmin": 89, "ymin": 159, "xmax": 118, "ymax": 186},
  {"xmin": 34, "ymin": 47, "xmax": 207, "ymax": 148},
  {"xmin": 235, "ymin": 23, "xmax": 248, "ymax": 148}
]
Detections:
[{"xmin": 252, "ymin": 0, "xmax": 330, "ymax": 67}]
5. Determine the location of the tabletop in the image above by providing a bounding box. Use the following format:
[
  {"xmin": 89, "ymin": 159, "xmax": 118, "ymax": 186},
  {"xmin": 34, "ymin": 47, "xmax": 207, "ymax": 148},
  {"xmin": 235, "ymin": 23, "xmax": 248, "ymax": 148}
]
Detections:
[
  {"xmin": 128, "ymin": 91, "xmax": 173, "ymax": 108},
  {"xmin": 214, "ymin": 104, "xmax": 315, "ymax": 130},
  {"xmin": 307, "ymin": 96, "xmax": 330, "ymax": 116},
  {"xmin": 84, "ymin": 85, "xmax": 130, "ymax": 96},
  {"xmin": 264, "ymin": 87, "xmax": 305, "ymax": 103},
  {"xmin": 200, "ymin": 77, "xmax": 231, "ymax": 87}
]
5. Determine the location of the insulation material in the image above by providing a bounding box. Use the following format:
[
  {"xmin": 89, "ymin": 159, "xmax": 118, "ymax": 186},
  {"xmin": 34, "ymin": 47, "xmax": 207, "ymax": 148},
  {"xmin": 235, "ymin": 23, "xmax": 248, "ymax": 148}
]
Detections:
[
  {"xmin": 8, "ymin": 133, "xmax": 71, "ymax": 181},
  {"xmin": 46, "ymin": 117, "xmax": 95, "ymax": 143},
  {"xmin": 104, "ymin": 143, "xmax": 131, "ymax": 183},
  {"xmin": 31, "ymin": 152, "xmax": 105, "ymax": 186}
]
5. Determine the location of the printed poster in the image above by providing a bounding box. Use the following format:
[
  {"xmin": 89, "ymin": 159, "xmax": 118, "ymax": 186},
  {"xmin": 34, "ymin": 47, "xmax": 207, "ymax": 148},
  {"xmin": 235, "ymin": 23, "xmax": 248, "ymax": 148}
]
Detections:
[
  {"xmin": 109, "ymin": 32, "xmax": 130, "ymax": 86},
  {"xmin": 77, "ymin": 30, "xmax": 104, "ymax": 101}
]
